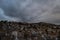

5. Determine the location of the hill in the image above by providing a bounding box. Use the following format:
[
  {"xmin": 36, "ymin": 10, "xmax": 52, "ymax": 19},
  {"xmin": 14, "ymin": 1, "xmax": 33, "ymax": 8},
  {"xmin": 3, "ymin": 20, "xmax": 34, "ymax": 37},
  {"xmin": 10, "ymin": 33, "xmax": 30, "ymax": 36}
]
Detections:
[{"xmin": 0, "ymin": 21, "xmax": 60, "ymax": 40}]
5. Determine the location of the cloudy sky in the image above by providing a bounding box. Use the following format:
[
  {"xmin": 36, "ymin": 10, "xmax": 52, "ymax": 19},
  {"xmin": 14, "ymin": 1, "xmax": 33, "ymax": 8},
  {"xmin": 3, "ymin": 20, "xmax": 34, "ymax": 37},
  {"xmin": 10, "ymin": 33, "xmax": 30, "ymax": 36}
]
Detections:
[{"xmin": 0, "ymin": 0, "xmax": 60, "ymax": 24}]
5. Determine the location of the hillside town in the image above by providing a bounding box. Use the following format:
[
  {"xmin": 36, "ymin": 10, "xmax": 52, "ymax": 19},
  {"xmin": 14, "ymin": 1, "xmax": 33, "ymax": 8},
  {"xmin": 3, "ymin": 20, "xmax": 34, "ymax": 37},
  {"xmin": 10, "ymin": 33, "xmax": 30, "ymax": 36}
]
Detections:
[{"xmin": 0, "ymin": 21, "xmax": 60, "ymax": 40}]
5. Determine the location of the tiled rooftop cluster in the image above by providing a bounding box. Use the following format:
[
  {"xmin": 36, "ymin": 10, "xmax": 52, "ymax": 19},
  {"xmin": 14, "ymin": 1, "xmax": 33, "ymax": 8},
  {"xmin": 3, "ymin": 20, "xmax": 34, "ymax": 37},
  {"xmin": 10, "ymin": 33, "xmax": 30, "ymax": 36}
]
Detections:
[{"xmin": 0, "ymin": 21, "xmax": 60, "ymax": 40}]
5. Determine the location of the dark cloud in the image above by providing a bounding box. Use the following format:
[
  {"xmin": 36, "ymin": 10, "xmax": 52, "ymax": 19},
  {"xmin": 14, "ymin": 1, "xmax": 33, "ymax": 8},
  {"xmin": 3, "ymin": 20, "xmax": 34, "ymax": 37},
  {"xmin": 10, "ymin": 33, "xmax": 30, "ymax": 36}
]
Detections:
[{"xmin": 0, "ymin": 0, "xmax": 60, "ymax": 24}]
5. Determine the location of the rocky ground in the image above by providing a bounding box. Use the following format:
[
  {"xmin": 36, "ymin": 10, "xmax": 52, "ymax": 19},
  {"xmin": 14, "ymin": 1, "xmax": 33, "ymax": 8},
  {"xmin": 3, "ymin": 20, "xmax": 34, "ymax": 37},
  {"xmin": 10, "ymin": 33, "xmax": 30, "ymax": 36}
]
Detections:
[{"xmin": 0, "ymin": 21, "xmax": 60, "ymax": 40}]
